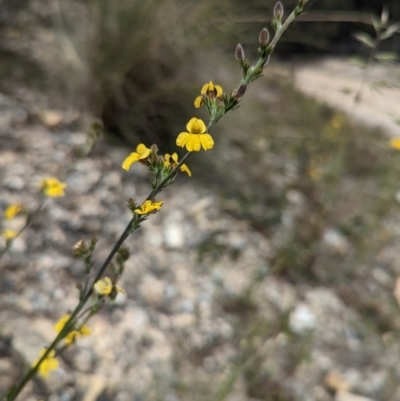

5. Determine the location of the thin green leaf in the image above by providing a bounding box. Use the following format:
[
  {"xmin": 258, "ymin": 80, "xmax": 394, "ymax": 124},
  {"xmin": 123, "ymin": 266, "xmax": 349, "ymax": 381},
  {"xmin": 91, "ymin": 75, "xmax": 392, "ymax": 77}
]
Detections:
[
  {"xmin": 353, "ymin": 32, "xmax": 374, "ymax": 48},
  {"xmin": 374, "ymin": 52, "xmax": 399, "ymax": 62},
  {"xmin": 380, "ymin": 6, "xmax": 389, "ymax": 27},
  {"xmin": 371, "ymin": 15, "xmax": 381, "ymax": 34},
  {"xmin": 380, "ymin": 23, "xmax": 400, "ymax": 40}
]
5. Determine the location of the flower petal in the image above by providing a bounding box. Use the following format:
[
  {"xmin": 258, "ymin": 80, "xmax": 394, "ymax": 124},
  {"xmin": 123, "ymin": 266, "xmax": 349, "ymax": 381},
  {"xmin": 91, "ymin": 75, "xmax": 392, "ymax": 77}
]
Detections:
[
  {"xmin": 122, "ymin": 153, "xmax": 140, "ymax": 170},
  {"xmin": 187, "ymin": 118, "xmax": 207, "ymax": 135},
  {"xmin": 180, "ymin": 164, "xmax": 192, "ymax": 177},
  {"xmin": 215, "ymin": 85, "xmax": 223, "ymax": 97},
  {"xmin": 136, "ymin": 144, "xmax": 151, "ymax": 159},
  {"xmin": 201, "ymin": 82, "xmax": 212, "ymax": 94},
  {"xmin": 187, "ymin": 134, "xmax": 201, "ymax": 152},
  {"xmin": 176, "ymin": 132, "xmax": 189, "ymax": 148},
  {"xmin": 200, "ymin": 133, "xmax": 215, "ymax": 150},
  {"xmin": 194, "ymin": 96, "xmax": 203, "ymax": 108}
]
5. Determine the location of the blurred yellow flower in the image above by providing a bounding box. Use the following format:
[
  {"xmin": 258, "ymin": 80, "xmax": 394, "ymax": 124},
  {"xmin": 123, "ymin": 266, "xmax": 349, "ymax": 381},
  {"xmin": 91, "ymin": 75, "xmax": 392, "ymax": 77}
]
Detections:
[
  {"xmin": 389, "ymin": 138, "xmax": 400, "ymax": 150},
  {"xmin": 94, "ymin": 276, "xmax": 125, "ymax": 297},
  {"xmin": 122, "ymin": 144, "xmax": 151, "ymax": 171},
  {"xmin": 94, "ymin": 276, "xmax": 113, "ymax": 295},
  {"xmin": 54, "ymin": 314, "xmax": 91, "ymax": 345},
  {"xmin": 164, "ymin": 153, "xmax": 192, "ymax": 177},
  {"xmin": 40, "ymin": 178, "xmax": 67, "ymax": 197},
  {"xmin": 3, "ymin": 229, "xmax": 18, "ymax": 240},
  {"xmin": 32, "ymin": 348, "xmax": 59, "ymax": 378},
  {"xmin": 4, "ymin": 204, "xmax": 22, "ymax": 219},
  {"xmin": 176, "ymin": 118, "xmax": 214, "ymax": 152},
  {"xmin": 134, "ymin": 200, "xmax": 163, "ymax": 215}
]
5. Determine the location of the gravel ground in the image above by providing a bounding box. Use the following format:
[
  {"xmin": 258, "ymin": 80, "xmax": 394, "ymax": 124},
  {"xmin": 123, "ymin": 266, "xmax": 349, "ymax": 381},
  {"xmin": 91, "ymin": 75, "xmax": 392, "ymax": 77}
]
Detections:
[{"xmin": 2, "ymin": 64, "xmax": 400, "ymax": 401}]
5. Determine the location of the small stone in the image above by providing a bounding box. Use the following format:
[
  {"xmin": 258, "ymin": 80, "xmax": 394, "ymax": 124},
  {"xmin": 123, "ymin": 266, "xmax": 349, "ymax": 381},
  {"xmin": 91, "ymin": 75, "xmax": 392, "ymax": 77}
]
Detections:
[
  {"xmin": 163, "ymin": 222, "xmax": 185, "ymax": 248},
  {"xmin": 139, "ymin": 276, "xmax": 165, "ymax": 307},
  {"xmin": 38, "ymin": 110, "xmax": 64, "ymax": 127},
  {"xmin": 324, "ymin": 371, "xmax": 350, "ymax": 392},
  {"xmin": 335, "ymin": 390, "xmax": 375, "ymax": 401},
  {"xmin": 289, "ymin": 303, "xmax": 317, "ymax": 334},
  {"xmin": 322, "ymin": 228, "xmax": 350, "ymax": 254}
]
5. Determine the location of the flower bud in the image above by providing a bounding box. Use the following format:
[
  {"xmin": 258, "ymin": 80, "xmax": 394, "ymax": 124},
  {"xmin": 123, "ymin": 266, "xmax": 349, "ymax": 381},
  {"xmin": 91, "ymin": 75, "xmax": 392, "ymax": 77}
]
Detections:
[
  {"xmin": 232, "ymin": 83, "xmax": 248, "ymax": 100},
  {"xmin": 235, "ymin": 43, "xmax": 245, "ymax": 62},
  {"xmin": 274, "ymin": 2, "xmax": 284, "ymax": 20},
  {"xmin": 259, "ymin": 27, "xmax": 270, "ymax": 47},
  {"xmin": 73, "ymin": 240, "xmax": 87, "ymax": 256}
]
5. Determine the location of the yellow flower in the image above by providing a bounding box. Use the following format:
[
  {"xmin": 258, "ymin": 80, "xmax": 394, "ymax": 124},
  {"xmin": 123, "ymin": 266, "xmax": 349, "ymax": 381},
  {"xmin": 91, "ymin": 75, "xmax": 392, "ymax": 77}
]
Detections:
[
  {"xmin": 164, "ymin": 153, "xmax": 192, "ymax": 177},
  {"xmin": 194, "ymin": 81, "xmax": 223, "ymax": 108},
  {"xmin": 4, "ymin": 204, "xmax": 22, "ymax": 219},
  {"xmin": 176, "ymin": 118, "xmax": 214, "ymax": 152},
  {"xmin": 201, "ymin": 81, "xmax": 223, "ymax": 97},
  {"xmin": 3, "ymin": 229, "xmax": 18, "ymax": 240},
  {"xmin": 40, "ymin": 178, "xmax": 67, "ymax": 197},
  {"xmin": 122, "ymin": 144, "xmax": 151, "ymax": 171},
  {"xmin": 94, "ymin": 276, "xmax": 113, "ymax": 296},
  {"xmin": 94, "ymin": 276, "xmax": 125, "ymax": 297},
  {"xmin": 389, "ymin": 138, "xmax": 400, "ymax": 150},
  {"xmin": 134, "ymin": 200, "xmax": 163, "ymax": 215},
  {"xmin": 54, "ymin": 314, "xmax": 91, "ymax": 345},
  {"xmin": 32, "ymin": 348, "xmax": 59, "ymax": 378}
]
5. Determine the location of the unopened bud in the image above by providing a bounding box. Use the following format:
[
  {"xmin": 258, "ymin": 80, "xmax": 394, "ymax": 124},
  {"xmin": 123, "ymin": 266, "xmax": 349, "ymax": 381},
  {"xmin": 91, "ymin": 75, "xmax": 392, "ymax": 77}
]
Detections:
[
  {"xmin": 127, "ymin": 198, "xmax": 137, "ymax": 211},
  {"xmin": 235, "ymin": 44, "xmax": 245, "ymax": 62},
  {"xmin": 73, "ymin": 240, "xmax": 87, "ymax": 256},
  {"xmin": 232, "ymin": 83, "xmax": 248, "ymax": 100},
  {"xmin": 274, "ymin": 2, "xmax": 284, "ymax": 20},
  {"xmin": 259, "ymin": 27, "xmax": 270, "ymax": 47}
]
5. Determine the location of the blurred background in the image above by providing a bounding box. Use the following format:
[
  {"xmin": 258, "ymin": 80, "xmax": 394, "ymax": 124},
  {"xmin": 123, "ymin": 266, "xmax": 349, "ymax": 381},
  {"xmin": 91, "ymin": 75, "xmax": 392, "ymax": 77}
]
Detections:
[{"xmin": 1, "ymin": 0, "xmax": 400, "ymax": 400}]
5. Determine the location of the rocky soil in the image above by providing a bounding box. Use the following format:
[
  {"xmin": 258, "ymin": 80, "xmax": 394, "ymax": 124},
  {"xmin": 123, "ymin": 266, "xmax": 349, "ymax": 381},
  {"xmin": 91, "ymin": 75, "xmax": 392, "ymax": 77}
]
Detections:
[{"xmin": 2, "ymin": 58, "xmax": 400, "ymax": 401}]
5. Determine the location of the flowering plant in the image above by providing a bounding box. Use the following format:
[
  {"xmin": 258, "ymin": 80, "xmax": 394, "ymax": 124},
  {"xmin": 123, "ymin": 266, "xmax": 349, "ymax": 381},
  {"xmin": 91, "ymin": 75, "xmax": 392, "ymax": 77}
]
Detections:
[{"xmin": 1, "ymin": 1, "xmax": 311, "ymax": 399}]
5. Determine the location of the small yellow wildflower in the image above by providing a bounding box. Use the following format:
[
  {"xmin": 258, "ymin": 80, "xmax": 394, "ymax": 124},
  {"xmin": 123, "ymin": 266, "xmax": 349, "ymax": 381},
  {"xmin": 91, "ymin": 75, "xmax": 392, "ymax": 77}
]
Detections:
[
  {"xmin": 164, "ymin": 153, "xmax": 192, "ymax": 177},
  {"xmin": 122, "ymin": 144, "xmax": 151, "ymax": 171},
  {"xmin": 54, "ymin": 314, "xmax": 91, "ymax": 345},
  {"xmin": 194, "ymin": 81, "xmax": 223, "ymax": 108},
  {"xmin": 134, "ymin": 200, "xmax": 163, "ymax": 215},
  {"xmin": 94, "ymin": 276, "xmax": 113, "ymax": 295},
  {"xmin": 3, "ymin": 229, "xmax": 18, "ymax": 240},
  {"xmin": 94, "ymin": 276, "xmax": 125, "ymax": 297},
  {"xmin": 32, "ymin": 349, "xmax": 59, "ymax": 378},
  {"xmin": 176, "ymin": 118, "xmax": 214, "ymax": 152},
  {"xmin": 4, "ymin": 204, "xmax": 22, "ymax": 219},
  {"xmin": 40, "ymin": 178, "xmax": 67, "ymax": 197},
  {"xmin": 389, "ymin": 138, "xmax": 400, "ymax": 150}
]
